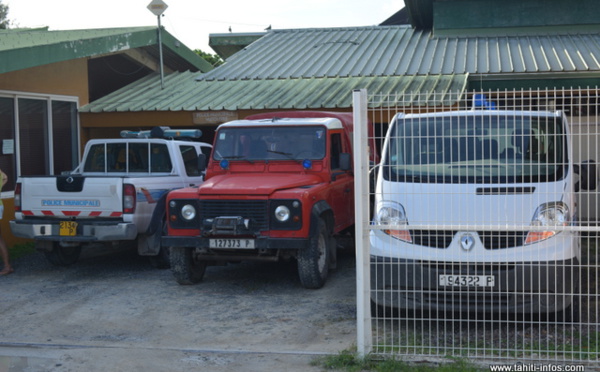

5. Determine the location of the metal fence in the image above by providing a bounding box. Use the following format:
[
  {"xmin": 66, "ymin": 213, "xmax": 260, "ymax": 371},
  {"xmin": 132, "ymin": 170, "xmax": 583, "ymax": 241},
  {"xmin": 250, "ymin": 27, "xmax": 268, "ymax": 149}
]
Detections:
[{"xmin": 353, "ymin": 88, "xmax": 600, "ymax": 365}]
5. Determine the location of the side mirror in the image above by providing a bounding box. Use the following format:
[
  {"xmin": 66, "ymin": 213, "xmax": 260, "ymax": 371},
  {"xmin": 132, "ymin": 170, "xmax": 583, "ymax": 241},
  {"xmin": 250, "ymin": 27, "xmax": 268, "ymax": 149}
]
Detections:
[
  {"xmin": 197, "ymin": 153, "xmax": 207, "ymax": 173},
  {"xmin": 575, "ymin": 160, "xmax": 597, "ymax": 191},
  {"xmin": 340, "ymin": 153, "xmax": 351, "ymax": 171}
]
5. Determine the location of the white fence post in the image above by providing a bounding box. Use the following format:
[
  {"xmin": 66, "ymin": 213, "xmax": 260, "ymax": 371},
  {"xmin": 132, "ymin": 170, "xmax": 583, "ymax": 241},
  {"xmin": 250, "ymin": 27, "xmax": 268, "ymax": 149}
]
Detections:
[{"xmin": 353, "ymin": 88, "xmax": 372, "ymax": 357}]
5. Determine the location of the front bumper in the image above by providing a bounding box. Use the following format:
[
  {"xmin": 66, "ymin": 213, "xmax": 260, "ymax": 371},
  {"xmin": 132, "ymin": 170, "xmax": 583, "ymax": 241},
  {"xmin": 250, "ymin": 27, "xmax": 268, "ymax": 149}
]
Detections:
[
  {"xmin": 162, "ymin": 235, "xmax": 310, "ymax": 251},
  {"xmin": 10, "ymin": 220, "xmax": 138, "ymax": 242},
  {"xmin": 371, "ymin": 256, "xmax": 578, "ymax": 314}
]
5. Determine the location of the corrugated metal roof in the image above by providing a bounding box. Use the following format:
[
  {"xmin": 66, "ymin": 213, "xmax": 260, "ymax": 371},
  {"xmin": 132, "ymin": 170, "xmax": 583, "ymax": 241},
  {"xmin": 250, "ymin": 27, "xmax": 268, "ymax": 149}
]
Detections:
[
  {"xmin": 0, "ymin": 27, "xmax": 212, "ymax": 74},
  {"xmin": 79, "ymin": 71, "xmax": 468, "ymax": 112},
  {"xmin": 199, "ymin": 26, "xmax": 600, "ymax": 81},
  {"xmin": 81, "ymin": 25, "xmax": 600, "ymax": 113},
  {"xmin": 0, "ymin": 27, "xmax": 154, "ymax": 50}
]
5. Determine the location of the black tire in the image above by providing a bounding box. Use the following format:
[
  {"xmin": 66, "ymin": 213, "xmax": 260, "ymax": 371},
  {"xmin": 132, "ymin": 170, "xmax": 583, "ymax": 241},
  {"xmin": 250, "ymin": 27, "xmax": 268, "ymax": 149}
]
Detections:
[
  {"xmin": 557, "ymin": 286, "xmax": 581, "ymax": 323},
  {"xmin": 297, "ymin": 218, "xmax": 330, "ymax": 289},
  {"xmin": 564, "ymin": 295, "xmax": 581, "ymax": 323},
  {"xmin": 149, "ymin": 220, "xmax": 170, "ymax": 269},
  {"xmin": 170, "ymin": 246, "xmax": 207, "ymax": 285},
  {"xmin": 44, "ymin": 243, "xmax": 82, "ymax": 266},
  {"xmin": 370, "ymin": 299, "xmax": 401, "ymax": 318}
]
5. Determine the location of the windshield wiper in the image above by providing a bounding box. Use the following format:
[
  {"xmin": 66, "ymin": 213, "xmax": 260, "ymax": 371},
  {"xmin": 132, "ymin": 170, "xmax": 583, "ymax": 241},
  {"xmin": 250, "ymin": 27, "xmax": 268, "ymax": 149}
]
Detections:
[
  {"xmin": 266, "ymin": 150, "xmax": 293, "ymax": 156},
  {"xmin": 266, "ymin": 150, "xmax": 302, "ymax": 164}
]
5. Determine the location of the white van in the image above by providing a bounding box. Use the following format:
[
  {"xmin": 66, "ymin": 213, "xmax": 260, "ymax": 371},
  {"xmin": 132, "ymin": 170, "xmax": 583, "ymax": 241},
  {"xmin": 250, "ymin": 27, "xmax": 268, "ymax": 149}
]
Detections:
[{"xmin": 370, "ymin": 109, "xmax": 596, "ymax": 319}]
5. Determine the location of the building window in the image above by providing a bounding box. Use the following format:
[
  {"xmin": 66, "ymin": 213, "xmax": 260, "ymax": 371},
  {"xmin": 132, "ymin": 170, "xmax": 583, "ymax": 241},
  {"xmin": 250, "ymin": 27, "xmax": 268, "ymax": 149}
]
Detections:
[
  {"xmin": 0, "ymin": 93, "xmax": 79, "ymax": 190},
  {"xmin": 52, "ymin": 101, "xmax": 78, "ymax": 175},
  {"xmin": 18, "ymin": 98, "xmax": 49, "ymax": 176},
  {"xmin": 0, "ymin": 97, "xmax": 15, "ymax": 191}
]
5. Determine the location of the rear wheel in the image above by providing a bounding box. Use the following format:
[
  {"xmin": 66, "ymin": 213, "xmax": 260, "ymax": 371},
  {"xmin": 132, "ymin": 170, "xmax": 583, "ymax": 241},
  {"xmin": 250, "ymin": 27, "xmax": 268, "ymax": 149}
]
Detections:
[
  {"xmin": 297, "ymin": 218, "xmax": 330, "ymax": 289},
  {"xmin": 170, "ymin": 246, "xmax": 207, "ymax": 285},
  {"xmin": 43, "ymin": 243, "xmax": 82, "ymax": 266}
]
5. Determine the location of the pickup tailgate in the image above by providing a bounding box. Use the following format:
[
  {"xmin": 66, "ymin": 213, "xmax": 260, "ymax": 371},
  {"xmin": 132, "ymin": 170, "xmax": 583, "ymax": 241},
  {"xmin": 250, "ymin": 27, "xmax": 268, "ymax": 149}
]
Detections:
[{"xmin": 19, "ymin": 176, "xmax": 125, "ymax": 219}]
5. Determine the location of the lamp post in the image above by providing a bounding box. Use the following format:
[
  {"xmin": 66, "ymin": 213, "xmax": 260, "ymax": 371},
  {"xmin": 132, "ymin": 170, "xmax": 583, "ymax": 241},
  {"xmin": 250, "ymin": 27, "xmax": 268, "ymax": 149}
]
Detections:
[{"xmin": 147, "ymin": 0, "xmax": 168, "ymax": 89}]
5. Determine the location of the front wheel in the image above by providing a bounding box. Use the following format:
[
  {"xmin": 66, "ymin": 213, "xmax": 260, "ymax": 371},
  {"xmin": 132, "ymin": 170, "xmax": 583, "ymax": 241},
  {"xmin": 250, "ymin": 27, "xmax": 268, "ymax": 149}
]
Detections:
[
  {"xmin": 170, "ymin": 246, "xmax": 207, "ymax": 285},
  {"xmin": 43, "ymin": 243, "xmax": 82, "ymax": 266},
  {"xmin": 556, "ymin": 276, "xmax": 581, "ymax": 323},
  {"xmin": 297, "ymin": 218, "xmax": 331, "ymax": 289}
]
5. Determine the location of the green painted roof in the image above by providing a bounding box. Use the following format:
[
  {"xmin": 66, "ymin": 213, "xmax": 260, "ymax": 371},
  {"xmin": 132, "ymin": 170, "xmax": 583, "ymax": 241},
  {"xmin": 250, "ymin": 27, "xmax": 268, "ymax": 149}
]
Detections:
[
  {"xmin": 209, "ymin": 32, "xmax": 266, "ymax": 59},
  {"xmin": 81, "ymin": 25, "xmax": 600, "ymax": 113},
  {"xmin": 202, "ymin": 26, "xmax": 600, "ymax": 79},
  {"xmin": 79, "ymin": 70, "xmax": 468, "ymax": 112},
  {"xmin": 0, "ymin": 27, "xmax": 213, "ymax": 74}
]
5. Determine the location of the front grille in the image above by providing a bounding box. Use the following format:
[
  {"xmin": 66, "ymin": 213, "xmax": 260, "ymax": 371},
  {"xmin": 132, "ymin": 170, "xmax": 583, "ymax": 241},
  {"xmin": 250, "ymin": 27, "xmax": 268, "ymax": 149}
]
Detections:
[
  {"xmin": 478, "ymin": 231, "xmax": 526, "ymax": 249},
  {"xmin": 411, "ymin": 230, "xmax": 455, "ymax": 248},
  {"xmin": 199, "ymin": 200, "xmax": 269, "ymax": 231},
  {"xmin": 409, "ymin": 230, "xmax": 526, "ymax": 249},
  {"xmin": 421, "ymin": 292, "xmax": 524, "ymax": 309}
]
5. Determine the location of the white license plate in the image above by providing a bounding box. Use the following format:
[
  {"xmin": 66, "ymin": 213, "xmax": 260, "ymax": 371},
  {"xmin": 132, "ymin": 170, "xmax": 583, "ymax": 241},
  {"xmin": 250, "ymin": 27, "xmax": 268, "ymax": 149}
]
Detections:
[
  {"xmin": 209, "ymin": 239, "xmax": 255, "ymax": 249},
  {"xmin": 438, "ymin": 274, "xmax": 495, "ymax": 288}
]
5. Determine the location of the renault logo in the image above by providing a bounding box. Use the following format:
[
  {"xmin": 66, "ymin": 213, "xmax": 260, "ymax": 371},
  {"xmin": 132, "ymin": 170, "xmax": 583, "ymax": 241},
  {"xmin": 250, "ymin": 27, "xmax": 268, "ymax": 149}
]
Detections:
[{"xmin": 460, "ymin": 234, "xmax": 475, "ymax": 251}]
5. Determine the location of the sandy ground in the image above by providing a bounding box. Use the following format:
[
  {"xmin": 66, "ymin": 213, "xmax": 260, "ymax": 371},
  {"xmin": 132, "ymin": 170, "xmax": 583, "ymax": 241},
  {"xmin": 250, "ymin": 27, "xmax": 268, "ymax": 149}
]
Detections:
[{"xmin": 0, "ymin": 245, "xmax": 357, "ymax": 371}]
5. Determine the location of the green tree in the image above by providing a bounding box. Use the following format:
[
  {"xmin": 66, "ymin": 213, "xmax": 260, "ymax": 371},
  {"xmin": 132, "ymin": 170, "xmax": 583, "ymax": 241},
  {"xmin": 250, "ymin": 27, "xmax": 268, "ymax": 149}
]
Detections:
[
  {"xmin": 194, "ymin": 49, "xmax": 224, "ymax": 67},
  {"xmin": 0, "ymin": 1, "xmax": 10, "ymax": 29}
]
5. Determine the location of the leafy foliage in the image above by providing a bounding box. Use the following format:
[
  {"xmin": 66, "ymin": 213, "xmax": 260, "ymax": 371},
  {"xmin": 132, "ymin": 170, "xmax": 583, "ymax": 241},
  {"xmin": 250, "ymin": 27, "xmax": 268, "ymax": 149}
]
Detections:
[
  {"xmin": 0, "ymin": 0, "xmax": 10, "ymax": 29},
  {"xmin": 194, "ymin": 49, "xmax": 224, "ymax": 67}
]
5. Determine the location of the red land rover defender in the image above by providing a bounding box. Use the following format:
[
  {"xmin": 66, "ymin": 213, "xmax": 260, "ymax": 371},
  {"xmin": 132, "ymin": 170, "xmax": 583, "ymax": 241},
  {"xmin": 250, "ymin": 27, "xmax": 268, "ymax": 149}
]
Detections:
[{"xmin": 162, "ymin": 111, "xmax": 375, "ymax": 288}]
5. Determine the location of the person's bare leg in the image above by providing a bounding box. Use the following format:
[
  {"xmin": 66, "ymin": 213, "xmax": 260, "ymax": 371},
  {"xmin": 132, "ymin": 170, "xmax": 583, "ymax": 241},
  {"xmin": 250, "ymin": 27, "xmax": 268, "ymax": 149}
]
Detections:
[{"xmin": 0, "ymin": 234, "xmax": 13, "ymax": 275}]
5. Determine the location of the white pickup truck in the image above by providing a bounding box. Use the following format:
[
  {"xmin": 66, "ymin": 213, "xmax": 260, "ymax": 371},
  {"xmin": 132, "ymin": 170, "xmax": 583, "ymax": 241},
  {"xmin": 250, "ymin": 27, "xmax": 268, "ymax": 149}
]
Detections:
[{"xmin": 10, "ymin": 127, "xmax": 212, "ymax": 267}]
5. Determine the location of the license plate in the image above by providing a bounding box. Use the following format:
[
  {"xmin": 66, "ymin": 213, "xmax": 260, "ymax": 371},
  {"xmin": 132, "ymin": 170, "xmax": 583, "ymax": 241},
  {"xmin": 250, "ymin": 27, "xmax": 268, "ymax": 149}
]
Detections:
[
  {"xmin": 209, "ymin": 239, "xmax": 255, "ymax": 249},
  {"xmin": 439, "ymin": 274, "xmax": 495, "ymax": 288},
  {"xmin": 59, "ymin": 221, "xmax": 78, "ymax": 236}
]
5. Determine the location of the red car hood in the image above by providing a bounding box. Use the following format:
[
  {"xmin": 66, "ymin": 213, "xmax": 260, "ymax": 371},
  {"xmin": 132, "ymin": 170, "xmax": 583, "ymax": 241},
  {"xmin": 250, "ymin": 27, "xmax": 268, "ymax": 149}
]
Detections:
[{"xmin": 199, "ymin": 174, "xmax": 323, "ymax": 196}]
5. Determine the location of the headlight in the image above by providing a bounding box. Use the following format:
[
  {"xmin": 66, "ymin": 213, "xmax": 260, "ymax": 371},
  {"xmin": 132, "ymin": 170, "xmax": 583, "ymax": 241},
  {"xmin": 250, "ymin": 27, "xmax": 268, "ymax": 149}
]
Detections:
[
  {"xmin": 269, "ymin": 200, "xmax": 302, "ymax": 229},
  {"xmin": 375, "ymin": 201, "xmax": 412, "ymax": 243},
  {"xmin": 181, "ymin": 204, "xmax": 197, "ymax": 221},
  {"xmin": 525, "ymin": 202, "xmax": 569, "ymax": 244},
  {"xmin": 275, "ymin": 205, "xmax": 290, "ymax": 222}
]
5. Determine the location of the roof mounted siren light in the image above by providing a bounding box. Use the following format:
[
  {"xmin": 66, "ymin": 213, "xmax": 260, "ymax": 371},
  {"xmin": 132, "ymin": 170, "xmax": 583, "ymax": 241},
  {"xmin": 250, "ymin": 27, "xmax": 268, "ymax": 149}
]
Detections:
[
  {"xmin": 472, "ymin": 94, "xmax": 497, "ymax": 110},
  {"xmin": 120, "ymin": 127, "xmax": 203, "ymax": 139}
]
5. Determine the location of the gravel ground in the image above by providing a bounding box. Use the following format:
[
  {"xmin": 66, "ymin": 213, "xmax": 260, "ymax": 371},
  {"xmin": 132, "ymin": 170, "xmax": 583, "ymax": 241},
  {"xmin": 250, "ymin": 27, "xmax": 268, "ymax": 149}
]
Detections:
[
  {"xmin": 368, "ymin": 237, "xmax": 600, "ymax": 368},
  {"xmin": 0, "ymin": 245, "xmax": 357, "ymax": 371},
  {"xmin": 3, "ymin": 240, "xmax": 600, "ymax": 371}
]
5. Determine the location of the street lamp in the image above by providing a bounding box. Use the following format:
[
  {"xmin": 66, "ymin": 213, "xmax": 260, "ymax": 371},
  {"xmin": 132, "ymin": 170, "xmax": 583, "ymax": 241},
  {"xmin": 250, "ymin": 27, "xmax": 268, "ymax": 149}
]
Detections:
[{"xmin": 147, "ymin": 0, "xmax": 168, "ymax": 89}]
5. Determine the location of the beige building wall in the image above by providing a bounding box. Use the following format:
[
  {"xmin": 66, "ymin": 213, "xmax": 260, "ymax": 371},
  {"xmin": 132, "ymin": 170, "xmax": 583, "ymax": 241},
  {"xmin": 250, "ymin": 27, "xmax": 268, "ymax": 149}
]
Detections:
[
  {"xmin": 0, "ymin": 59, "xmax": 89, "ymax": 103},
  {"xmin": 0, "ymin": 59, "xmax": 89, "ymax": 248}
]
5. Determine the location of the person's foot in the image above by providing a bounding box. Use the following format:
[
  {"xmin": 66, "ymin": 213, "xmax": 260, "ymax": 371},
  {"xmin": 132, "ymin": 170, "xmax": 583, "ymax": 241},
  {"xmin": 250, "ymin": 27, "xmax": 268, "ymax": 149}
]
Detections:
[{"xmin": 0, "ymin": 267, "xmax": 14, "ymax": 276}]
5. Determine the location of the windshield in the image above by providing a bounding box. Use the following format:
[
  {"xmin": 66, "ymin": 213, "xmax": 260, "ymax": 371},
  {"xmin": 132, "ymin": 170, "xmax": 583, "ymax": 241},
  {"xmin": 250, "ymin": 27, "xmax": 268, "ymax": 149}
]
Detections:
[
  {"xmin": 382, "ymin": 114, "xmax": 566, "ymax": 184},
  {"xmin": 213, "ymin": 125, "xmax": 326, "ymax": 161}
]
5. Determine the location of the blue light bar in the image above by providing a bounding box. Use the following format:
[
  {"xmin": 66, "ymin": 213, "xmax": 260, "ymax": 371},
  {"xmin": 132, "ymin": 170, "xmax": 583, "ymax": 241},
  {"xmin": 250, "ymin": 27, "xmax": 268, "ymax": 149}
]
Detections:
[
  {"xmin": 472, "ymin": 94, "xmax": 497, "ymax": 110},
  {"xmin": 120, "ymin": 127, "xmax": 202, "ymax": 139}
]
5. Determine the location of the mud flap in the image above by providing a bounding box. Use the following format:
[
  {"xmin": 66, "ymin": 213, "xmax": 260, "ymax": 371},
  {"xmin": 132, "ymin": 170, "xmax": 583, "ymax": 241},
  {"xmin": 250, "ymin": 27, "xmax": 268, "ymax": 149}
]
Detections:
[
  {"xmin": 138, "ymin": 230, "xmax": 160, "ymax": 256},
  {"xmin": 329, "ymin": 236, "xmax": 337, "ymax": 270}
]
